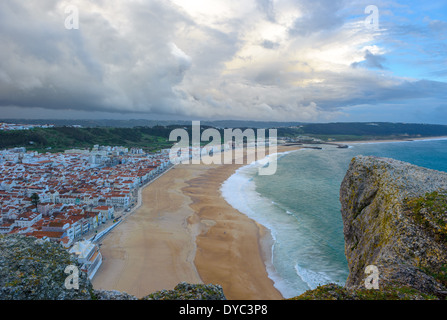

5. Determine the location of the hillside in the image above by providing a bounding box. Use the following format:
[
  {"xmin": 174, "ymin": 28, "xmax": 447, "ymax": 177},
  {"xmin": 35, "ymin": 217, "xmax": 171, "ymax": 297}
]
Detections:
[
  {"xmin": 0, "ymin": 126, "xmax": 175, "ymax": 153},
  {"xmin": 277, "ymin": 122, "xmax": 447, "ymax": 141},
  {"xmin": 2, "ymin": 122, "xmax": 447, "ymax": 153}
]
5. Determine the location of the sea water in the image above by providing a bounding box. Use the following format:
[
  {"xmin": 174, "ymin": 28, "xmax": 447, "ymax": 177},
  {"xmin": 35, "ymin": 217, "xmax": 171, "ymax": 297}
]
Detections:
[{"xmin": 220, "ymin": 138, "xmax": 447, "ymax": 298}]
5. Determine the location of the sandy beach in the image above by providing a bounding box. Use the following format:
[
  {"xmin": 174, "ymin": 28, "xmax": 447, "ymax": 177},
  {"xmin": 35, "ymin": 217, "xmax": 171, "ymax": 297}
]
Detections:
[{"xmin": 92, "ymin": 146, "xmax": 300, "ymax": 300}]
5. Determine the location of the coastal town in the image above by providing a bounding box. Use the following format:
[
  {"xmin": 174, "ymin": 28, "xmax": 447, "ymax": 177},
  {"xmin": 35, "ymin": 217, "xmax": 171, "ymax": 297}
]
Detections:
[
  {"xmin": 0, "ymin": 143, "xmax": 173, "ymax": 278},
  {"xmin": 0, "ymin": 121, "xmax": 283, "ymax": 280},
  {"xmin": 0, "ymin": 123, "xmax": 251, "ymax": 280},
  {"xmin": 0, "ymin": 122, "xmax": 56, "ymax": 131}
]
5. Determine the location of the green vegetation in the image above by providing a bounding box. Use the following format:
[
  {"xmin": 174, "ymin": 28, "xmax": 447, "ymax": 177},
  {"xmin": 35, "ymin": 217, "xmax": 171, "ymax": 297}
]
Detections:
[
  {"xmin": 1, "ymin": 121, "xmax": 447, "ymax": 152},
  {"xmin": 421, "ymin": 264, "xmax": 447, "ymax": 288},
  {"xmin": 406, "ymin": 191, "xmax": 447, "ymax": 244},
  {"xmin": 0, "ymin": 126, "xmax": 177, "ymax": 153},
  {"xmin": 0, "ymin": 235, "xmax": 93, "ymax": 300},
  {"xmin": 0, "ymin": 124, "xmax": 277, "ymax": 153},
  {"xmin": 290, "ymin": 283, "xmax": 439, "ymax": 300},
  {"xmin": 141, "ymin": 282, "xmax": 226, "ymax": 300},
  {"xmin": 276, "ymin": 122, "xmax": 447, "ymax": 141},
  {"xmin": 30, "ymin": 193, "xmax": 40, "ymax": 210},
  {"xmin": 404, "ymin": 192, "xmax": 447, "ymax": 290}
]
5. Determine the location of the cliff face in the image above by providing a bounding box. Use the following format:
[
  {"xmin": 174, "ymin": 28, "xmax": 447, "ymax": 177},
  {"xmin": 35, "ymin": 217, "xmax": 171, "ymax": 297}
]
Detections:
[
  {"xmin": 339, "ymin": 156, "xmax": 447, "ymax": 297},
  {"xmin": 293, "ymin": 155, "xmax": 447, "ymax": 300}
]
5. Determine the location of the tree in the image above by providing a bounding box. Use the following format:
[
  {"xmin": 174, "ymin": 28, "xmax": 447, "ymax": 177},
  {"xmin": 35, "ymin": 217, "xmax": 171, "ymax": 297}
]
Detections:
[{"xmin": 30, "ymin": 193, "xmax": 40, "ymax": 212}]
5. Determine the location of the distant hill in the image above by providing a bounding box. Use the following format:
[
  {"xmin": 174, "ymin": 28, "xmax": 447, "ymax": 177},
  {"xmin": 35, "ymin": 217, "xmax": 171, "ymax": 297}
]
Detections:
[
  {"xmin": 1, "ymin": 122, "xmax": 447, "ymax": 152},
  {"xmin": 302, "ymin": 122, "xmax": 447, "ymax": 137},
  {"xmin": 0, "ymin": 119, "xmax": 304, "ymax": 129},
  {"xmin": 276, "ymin": 122, "xmax": 447, "ymax": 141},
  {"xmin": 0, "ymin": 126, "xmax": 178, "ymax": 153}
]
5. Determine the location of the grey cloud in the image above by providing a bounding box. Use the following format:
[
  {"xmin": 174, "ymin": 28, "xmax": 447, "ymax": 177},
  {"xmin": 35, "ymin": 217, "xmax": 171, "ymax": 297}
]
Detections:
[
  {"xmin": 288, "ymin": 0, "xmax": 346, "ymax": 37},
  {"xmin": 352, "ymin": 50, "xmax": 387, "ymax": 70},
  {"xmin": 260, "ymin": 40, "xmax": 280, "ymax": 50},
  {"xmin": 1, "ymin": 0, "xmax": 447, "ymax": 123},
  {"xmin": 178, "ymin": 67, "xmax": 447, "ymax": 122},
  {"xmin": 313, "ymin": 75, "xmax": 447, "ymax": 110},
  {"xmin": 256, "ymin": 0, "xmax": 276, "ymax": 22},
  {"xmin": 0, "ymin": 0, "xmax": 195, "ymax": 115}
]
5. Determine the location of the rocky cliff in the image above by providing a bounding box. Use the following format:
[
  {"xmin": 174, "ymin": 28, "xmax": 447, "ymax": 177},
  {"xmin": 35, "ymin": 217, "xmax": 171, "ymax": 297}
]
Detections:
[{"xmin": 295, "ymin": 155, "xmax": 447, "ymax": 300}]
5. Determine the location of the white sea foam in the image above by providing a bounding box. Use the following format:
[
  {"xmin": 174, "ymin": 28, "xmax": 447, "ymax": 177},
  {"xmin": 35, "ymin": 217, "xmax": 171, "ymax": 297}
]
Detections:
[
  {"xmin": 294, "ymin": 264, "xmax": 333, "ymax": 290},
  {"xmin": 220, "ymin": 149, "xmax": 304, "ymax": 298}
]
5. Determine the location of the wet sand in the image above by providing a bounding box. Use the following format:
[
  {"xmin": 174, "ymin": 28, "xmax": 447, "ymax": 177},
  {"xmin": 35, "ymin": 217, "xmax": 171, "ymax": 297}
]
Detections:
[{"xmin": 92, "ymin": 146, "xmax": 299, "ymax": 300}]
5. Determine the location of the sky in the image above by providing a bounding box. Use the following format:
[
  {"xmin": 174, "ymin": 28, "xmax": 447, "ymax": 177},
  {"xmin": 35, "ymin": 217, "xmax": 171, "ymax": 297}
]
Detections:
[{"xmin": 0, "ymin": 0, "xmax": 446, "ymax": 123}]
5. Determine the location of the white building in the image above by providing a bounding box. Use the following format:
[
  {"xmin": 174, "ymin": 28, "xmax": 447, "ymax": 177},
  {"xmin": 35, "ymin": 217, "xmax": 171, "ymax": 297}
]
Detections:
[
  {"xmin": 69, "ymin": 240, "xmax": 103, "ymax": 280},
  {"xmin": 105, "ymin": 194, "xmax": 130, "ymax": 208},
  {"xmin": 15, "ymin": 212, "xmax": 42, "ymax": 228},
  {"xmin": 92, "ymin": 206, "xmax": 114, "ymax": 221}
]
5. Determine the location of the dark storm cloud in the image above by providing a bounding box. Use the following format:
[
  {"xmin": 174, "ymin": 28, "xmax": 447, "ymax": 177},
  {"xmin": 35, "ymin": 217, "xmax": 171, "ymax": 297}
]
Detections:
[
  {"xmin": 0, "ymin": 0, "xmax": 196, "ymax": 115},
  {"xmin": 0, "ymin": 0, "xmax": 446, "ymax": 123}
]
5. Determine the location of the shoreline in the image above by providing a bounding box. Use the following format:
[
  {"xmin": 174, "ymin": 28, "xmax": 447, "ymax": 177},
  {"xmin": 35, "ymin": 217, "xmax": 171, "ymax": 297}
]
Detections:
[
  {"xmin": 92, "ymin": 145, "xmax": 300, "ymax": 300},
  {"xmin": 219, "ymin": 147, "xmax": 304, "ymax": 298},
  {"xmin": 90, "ymin": 136, "xmax": 446, "ymax": 299},
  {"xmin": 186, "ymin": 145, "xmax": 301, "ymax": 300},
  {"xmin": 335, "ymin": 135, "xmax": 447, "ymax": 145},
  {"xmin": 182, "ymin": 163, "xmax": 283, "ymax": 300}
]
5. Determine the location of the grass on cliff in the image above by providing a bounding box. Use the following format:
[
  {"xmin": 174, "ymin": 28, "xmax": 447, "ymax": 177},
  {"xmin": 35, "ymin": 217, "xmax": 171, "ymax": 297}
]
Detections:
[
  {"xmin": 404, "ymin": 191, "xmax": 447, "ymax": 289},
  {"xmin": 421, "ymin": 264, "xmax": 447, "ymax": 288},
  {"xmin": 290, "ymin": 283, "xmax": 439, "ymax": 300},
  {"xmin": 405, "ymin": 191, "xmax": 447, "ymax": 244}
]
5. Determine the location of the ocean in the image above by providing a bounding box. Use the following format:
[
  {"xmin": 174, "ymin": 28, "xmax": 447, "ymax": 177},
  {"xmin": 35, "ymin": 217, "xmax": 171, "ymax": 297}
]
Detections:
[{"xmin": 220, "ymin": 138, "xmax": 447, "ymax": 298}]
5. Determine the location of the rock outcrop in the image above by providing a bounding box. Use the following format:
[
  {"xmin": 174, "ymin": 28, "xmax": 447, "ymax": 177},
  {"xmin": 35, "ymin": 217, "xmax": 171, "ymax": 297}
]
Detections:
[
  {"xmin": 294, "ymin": 155, "xmax": 447, "ymax": 300},
  {"xmin": 0, "ymin": 235, "xmax": 93, "ymax": 300},
  {"xmin": 0, "ymin": 234, "xmax": 226, "ymax": 300},
  {"xmin": 142, "ymin": 282, "xmax": 226, "ymax": 300}
]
